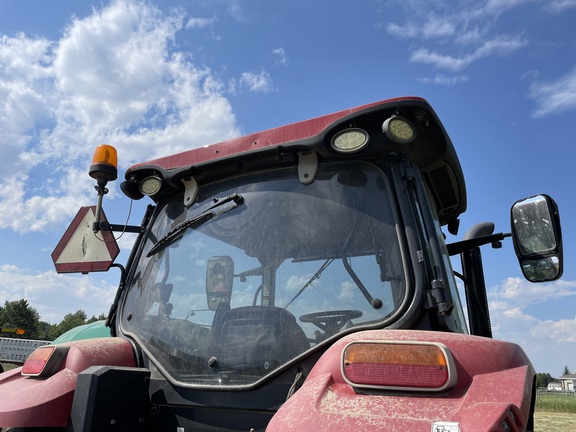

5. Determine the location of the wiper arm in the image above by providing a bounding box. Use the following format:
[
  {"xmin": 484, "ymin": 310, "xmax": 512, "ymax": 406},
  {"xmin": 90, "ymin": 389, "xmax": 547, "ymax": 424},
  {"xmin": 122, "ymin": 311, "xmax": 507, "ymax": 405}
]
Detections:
[
  {"xmin": 341, "ymin": 256, "xmax": 383, "ymax": 310},
  {"xmin": 147, "ymin": 193, "xmax": 244, "ymax": 257},
  {"xmin": 285, "ymin": 259, "xmax": 334, "ymax": 309}
]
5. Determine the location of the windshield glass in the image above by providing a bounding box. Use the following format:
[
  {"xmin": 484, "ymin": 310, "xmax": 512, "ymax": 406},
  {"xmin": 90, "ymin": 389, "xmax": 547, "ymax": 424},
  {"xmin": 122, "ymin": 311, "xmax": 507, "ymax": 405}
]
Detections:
[{"xmin": 122, "ymin": 161, "xmax": 407, "ymax": 386}]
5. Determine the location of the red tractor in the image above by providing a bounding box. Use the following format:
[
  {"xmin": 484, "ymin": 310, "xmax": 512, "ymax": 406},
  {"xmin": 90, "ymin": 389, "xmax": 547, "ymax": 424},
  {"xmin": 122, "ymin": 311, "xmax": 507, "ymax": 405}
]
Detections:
[{"xmin": 0, "ymin": 97, "xmax": 562, "ymax": 431}]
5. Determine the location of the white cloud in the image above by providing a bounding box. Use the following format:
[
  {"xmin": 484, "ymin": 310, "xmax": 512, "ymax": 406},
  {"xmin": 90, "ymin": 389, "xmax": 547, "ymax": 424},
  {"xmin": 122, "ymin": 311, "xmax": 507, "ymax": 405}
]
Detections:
[
  {"xmin": 528, "ymin": 68, "xmax": 576, "ymax": 118},
  {"xmin": 491, "ymin": 302, "xmax": 576, "ymax": 375},
  {"xmin": 488, "ymin": 277, "xmax": 576, "ymax": 374},
  {"xmin": 0, "ymin": 34, "xmax": 55, "ymax": 179},
  {"xmin": 0, "ymin": 264, "xmax": 116, "ymax": 324},
  {"xmin": 545, "ymin": 0, "xmax": 576, "ymax": 13},
  {"xmin": 421, "ymin": 14, "xmax": 456, "ymax": 39},
  {"xmin": 0, "ymin": 173, "xmax": 94, "ymax": 233},
  {"xmin": 532, "ymin": 317, "xmax": 576, "ymax": 344},
  {"xmin": 419, "ymin": 74, "xmax": 469, "ymax": 86},
  {"xmin": 239, "ymin": 71, "xmax": 275, "ymax": 93},
  {"xmin": 185, "ymin": 16, "xmax": 217, "ymax": 29},
  {"xmin": 410, "ymin": 35, "xmax": 527, "ymax": 71},
  {"xmin": 272, "ymin": 47, "xmax": 288, "ymax": 65},
  {"xmin": 492, "ymin": 277, "xmax": 576, "ymax": 308},
  {"xmin": 338, "ymin": 281, "xmax": 357, "ymax": 301},
  {"xmin": 384, "ymin": 1, "xmax": 538, "ymax": 74},
  {"xmin": 386, "ymin": 22, "xmax": 418, "ymax": 39},
  {"xmin": 482, "ymin": 0, "xmax": 535, "ymax": 16},
  {"xmin": 285, "ymin": 274, "xmax": 313, "ymax": 293},
  {"xmin": 225, "ymin": 0, "xmax": 252, "ymax": 23},
  {"xmin": 53, "ymin": 1, "xmax": 182, "ymax": 131},
  {"xmin": 455, "ymin": 27, "xmax": 487, "ymax": 46},
  {"xmin": 0, "ymin": 0, "xmax": 241, "ymax": 234}
]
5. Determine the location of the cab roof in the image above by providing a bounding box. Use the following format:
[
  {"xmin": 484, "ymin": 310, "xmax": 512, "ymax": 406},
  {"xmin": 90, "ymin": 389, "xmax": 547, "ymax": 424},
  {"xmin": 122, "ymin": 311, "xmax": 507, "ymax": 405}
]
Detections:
[{"xmin": 123, "ymin": 96, "xmax": 466, "ymax": 227}]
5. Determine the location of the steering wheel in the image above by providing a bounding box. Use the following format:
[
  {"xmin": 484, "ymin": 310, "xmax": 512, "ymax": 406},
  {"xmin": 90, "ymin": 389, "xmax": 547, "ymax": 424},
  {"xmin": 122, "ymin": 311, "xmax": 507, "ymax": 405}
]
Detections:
[{"xmin": 300, "ymin": 310, "xmax": 363, "ymax": 335}]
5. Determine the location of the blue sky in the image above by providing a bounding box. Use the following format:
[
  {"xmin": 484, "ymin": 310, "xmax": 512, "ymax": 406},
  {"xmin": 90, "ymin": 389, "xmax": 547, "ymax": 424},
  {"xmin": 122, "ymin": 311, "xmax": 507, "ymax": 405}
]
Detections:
[{"xmin": 0, "ymin": 0, "xmax": 575, "ymax": 377}]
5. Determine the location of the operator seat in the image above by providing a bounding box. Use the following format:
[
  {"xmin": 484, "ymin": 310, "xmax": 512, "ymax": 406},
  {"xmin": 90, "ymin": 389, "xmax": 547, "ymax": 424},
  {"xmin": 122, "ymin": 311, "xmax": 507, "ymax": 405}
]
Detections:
[{"xmin": 211, "ymin": 305, "xmax": 310, "ymax": 371}]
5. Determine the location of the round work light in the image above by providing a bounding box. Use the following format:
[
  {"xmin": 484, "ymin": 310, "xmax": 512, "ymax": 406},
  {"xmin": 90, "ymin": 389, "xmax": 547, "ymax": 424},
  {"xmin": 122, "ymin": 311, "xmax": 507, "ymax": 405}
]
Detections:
[
  {"xmin": 139, "ymin": 176, "xmax": 163, "ymax": 196},
  {"xmin": 382, "ymin": 116, "xmax": 416, "ymax": 144},
  {"xmin": 330, "ymin": 128, "xmax": 370, "ymax": 153}
]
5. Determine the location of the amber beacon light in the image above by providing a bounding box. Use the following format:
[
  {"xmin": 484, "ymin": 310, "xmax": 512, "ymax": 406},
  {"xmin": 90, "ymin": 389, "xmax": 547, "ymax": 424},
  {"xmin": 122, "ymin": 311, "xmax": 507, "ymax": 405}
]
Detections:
[{"xmin": 89, "ymin": 144, "xmax": 118, "ymax": 184}]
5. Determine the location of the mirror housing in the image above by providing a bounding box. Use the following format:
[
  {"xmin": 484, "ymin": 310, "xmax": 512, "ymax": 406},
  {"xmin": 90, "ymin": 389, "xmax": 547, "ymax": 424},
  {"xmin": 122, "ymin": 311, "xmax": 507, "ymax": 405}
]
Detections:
[
  {"xmin": 206, "ymin": 256, "xmax": 234, "ymax": 311},
  {"xmin": 511, "ymin": 194, "xmax": 563, "ymax": 282}
]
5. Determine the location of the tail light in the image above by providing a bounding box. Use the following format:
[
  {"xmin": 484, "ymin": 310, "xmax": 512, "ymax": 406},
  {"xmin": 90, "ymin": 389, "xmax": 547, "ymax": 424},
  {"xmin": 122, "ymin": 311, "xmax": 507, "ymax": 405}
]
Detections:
[
  {"xmin": 342, "ymin": 341, "xmax": 456, "ymax": 392},
  {"xmin": 21, "ymin": 345, "xmax": 70, "ymax": 377}
]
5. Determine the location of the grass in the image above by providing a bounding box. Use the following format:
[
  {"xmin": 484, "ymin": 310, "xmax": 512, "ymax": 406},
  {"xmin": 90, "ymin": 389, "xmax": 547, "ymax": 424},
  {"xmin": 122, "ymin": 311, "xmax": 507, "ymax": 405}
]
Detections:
[
  {"xmin": 0, "ymin": 362, "xmax": 19, "ymax": 372},
  {"xmin": 535, "ymin": 393, "xmax": 576, "ymax": 413},
  {"xmin": 534, "ymin": 412, "xmax": 576, "ymax": 431}
]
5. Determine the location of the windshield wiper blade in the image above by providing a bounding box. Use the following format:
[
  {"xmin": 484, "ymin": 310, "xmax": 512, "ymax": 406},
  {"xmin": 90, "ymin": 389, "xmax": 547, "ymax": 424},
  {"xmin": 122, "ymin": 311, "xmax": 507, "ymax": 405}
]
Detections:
[{"xmin": 147, "ymin": 193, "xmax": 244, "ymax": 257}]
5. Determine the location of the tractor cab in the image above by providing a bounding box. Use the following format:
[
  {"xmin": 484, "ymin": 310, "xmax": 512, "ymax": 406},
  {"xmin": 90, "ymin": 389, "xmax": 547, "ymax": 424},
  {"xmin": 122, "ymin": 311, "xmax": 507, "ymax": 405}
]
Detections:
[
  {"xmin": 122, "ymin": 159, "xmax": 429, "ymax": 387},
  {"xmin": 0, "ymin": 97, "xmax": 563, "ymax": 431}
]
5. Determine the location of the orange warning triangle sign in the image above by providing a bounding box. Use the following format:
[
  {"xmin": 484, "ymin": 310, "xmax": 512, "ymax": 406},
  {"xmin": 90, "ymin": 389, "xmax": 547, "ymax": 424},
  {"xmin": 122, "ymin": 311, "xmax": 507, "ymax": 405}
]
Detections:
[{"xmin": 51, "ymin": 206, "xmax": 120, "ymax": 274}]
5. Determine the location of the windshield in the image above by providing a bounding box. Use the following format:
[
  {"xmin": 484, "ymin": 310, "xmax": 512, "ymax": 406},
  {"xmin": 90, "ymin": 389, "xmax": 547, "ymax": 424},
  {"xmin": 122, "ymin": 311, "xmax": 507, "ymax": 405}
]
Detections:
[{"xmin": 122, "ymin": 161, "xmax": 407, "ymax": 387}]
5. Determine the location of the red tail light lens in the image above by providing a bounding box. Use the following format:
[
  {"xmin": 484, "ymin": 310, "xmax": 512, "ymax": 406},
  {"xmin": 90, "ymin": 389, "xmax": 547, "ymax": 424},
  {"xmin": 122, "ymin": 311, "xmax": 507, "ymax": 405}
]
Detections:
[
  {"xmin": 22, "ymin": 345, "xmax": 69, "ymax": 377},
  {"xmin": 342, "ymin": 341, "xmax": 456, "ymax": 392}
]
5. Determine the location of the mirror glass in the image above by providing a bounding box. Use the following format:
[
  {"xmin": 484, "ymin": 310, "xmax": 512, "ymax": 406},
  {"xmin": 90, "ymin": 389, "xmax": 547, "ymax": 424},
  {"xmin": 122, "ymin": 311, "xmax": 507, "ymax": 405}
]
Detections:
[
  {"xmin": 521, "ymin": 256, "xmax": 560, "ymax": 283},
  {"xmin": 206, "ymin": 256, "xmax": 234, "ymax": 311},
  {"xmin": 511, "ymin": 195, "xmax": 556, "ymax": 255},
  {"xmin": 511, "ymin": 194, "xmax": 562, "ymax": 282}
]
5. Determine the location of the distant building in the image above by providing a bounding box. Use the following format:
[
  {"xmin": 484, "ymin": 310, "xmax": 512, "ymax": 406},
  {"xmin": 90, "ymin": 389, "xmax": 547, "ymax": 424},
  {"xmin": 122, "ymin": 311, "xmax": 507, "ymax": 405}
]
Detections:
[
  {"xmin": 558, "ymin": 374, "xmax": 576, "ymax": 392},
  {"xmin": 547, "ymin": 381, "xmax": 562, "ymax": 391}
]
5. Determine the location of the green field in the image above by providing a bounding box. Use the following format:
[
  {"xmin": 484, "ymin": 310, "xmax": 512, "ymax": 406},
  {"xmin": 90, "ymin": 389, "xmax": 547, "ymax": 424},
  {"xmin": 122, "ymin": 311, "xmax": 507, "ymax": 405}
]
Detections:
[
  {"xmin": 535, "ymin": 393, "xmax": 576, "ymax": 413},
  {"xmin": 534, "ymin": 393, "xmax": 576, "ymax": 431},
  {"xmin": 0, "ymin": 362, "xmax": 18, "ymax": 373},
  {"xmin": 534, "ymin": 412, "xmax": 576, "ymax": 431}
]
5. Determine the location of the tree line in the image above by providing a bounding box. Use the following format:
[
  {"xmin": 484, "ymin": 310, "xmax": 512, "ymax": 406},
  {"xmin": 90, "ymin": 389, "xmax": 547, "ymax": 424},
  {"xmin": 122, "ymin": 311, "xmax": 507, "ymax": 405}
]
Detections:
[
  {"xmin": 0, "ymin": 299, "xmax": 105, "ymax": 341},
  {"xmin": 534, "ymin": 366, "xmax": 573, "ymax": 389}
]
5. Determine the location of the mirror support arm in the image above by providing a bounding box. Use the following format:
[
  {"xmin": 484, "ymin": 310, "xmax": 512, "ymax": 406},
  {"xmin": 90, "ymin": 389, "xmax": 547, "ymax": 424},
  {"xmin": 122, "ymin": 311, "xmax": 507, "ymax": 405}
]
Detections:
[
  {"xmin": 453, "ymin": 223, "xmax": 502, "ymax": 338},
  {"xmin": 91, "ymin": 180, "xmax": 144, "ymax": 234},
  {"xmin": 100, "ymin": 222, "xmax": 143, "ymax": 234},
  {"xmin": 446, "ymin": 233, "xmax": 511, "ymax": 256}
]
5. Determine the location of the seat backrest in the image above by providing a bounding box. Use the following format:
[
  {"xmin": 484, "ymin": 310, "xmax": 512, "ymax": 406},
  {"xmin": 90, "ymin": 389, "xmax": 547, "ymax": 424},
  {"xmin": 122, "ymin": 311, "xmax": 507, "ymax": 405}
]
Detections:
[{"xmin": 213, "ymin": 306, "xmax": 309, "ymax": 370}]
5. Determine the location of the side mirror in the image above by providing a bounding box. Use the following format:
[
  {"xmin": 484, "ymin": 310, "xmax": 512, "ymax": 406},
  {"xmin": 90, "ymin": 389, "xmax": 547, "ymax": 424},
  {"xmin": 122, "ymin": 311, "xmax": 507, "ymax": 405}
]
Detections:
[
  {"xmin": 206, "ymin": 256, "xmax": 234, "ymax": 311},
  {"xmin": 511, "ymin": 194, "xmax": 563, "ymax": 282}
]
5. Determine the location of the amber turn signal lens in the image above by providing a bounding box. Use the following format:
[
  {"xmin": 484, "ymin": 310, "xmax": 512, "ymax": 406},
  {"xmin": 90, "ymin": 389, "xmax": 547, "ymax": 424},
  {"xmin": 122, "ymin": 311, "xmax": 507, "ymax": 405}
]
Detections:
[
  {"xmin": 342, "ymin": 341, "xmax": 456, "ymax": 391},
  {"xmin": 21, "ymin": 345, "xmax": 70, "ymax": 377},
  {"xmin": 21, "ymin": 345, "xmax": 56, "ymax": 376}
]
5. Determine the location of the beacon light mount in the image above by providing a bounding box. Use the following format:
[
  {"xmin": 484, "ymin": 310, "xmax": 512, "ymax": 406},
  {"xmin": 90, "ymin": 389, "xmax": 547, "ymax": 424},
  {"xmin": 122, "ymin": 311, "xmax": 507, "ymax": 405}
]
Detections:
[
  {"xmin": 88, "ymin": 145, "xmax": 141, "ymax": 234},
  {"xmin": 89, "ymin": 145, "xmax": 118, "ymax": 233}
]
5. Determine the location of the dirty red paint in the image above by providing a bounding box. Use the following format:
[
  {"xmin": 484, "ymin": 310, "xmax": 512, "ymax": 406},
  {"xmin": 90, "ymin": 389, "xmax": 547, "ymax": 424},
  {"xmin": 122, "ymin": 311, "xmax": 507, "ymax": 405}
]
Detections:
[
  {"xmin": 267, "ymin": 330, "xmax": 533, "ymax": 431},
  {"xmin": 129, "ymin": 96, "xmax": 426, "ymax": 172},
  {"xmin": 0, "ymin": 338, "xmax": 135, "ymax": 428}
]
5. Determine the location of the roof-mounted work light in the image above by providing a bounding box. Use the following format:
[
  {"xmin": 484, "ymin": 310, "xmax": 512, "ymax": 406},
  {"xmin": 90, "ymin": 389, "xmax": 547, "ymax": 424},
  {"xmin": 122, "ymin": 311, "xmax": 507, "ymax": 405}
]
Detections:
[
  {"xmin": 382, "ymin": 116, "xmax": 416, "ymax": 144},
  {"xmin": 140, "ymin": 175, "xmax": 163, "ymax": 196},
  {"xmin": 331, "ymin": 128, "xmax": 370, "ymax": 153}
]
